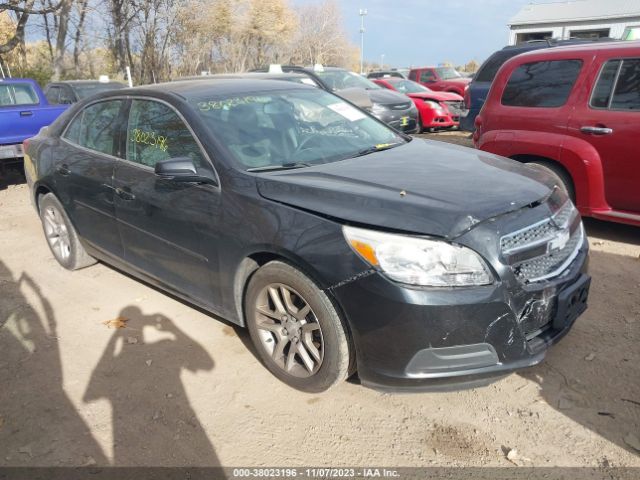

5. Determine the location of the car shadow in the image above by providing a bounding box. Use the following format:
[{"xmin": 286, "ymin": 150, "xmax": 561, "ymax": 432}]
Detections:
[
  {"xmin": 0, "ymin": 260, "xmax": 108, "ymax": 466},
  {"xmin": 0, "ymin": 164, "xmax": 26, "ymax": 191},
  {"xmin": 584, "ymin": 217, "xmax": 640, "ymax": 246},
  {"xmin": 84, "ymin": 305, "xmax": 224, "ymax": 468},
  {"xmin": 518, "ymin": 248, "xmax": 639, "ymax": 458}
]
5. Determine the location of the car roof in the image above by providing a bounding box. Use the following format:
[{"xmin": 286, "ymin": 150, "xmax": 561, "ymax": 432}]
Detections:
[
  {"xmin": 103, "ymin": 78, "xmax": 313, "ymax": 101},
  {"xmin": 512, "ymin": 40, "xmax": 640, "ymax": 61},
  {"xmin": 51, "ymin": 80, "xmax": 126, "ymax": 85},
  {"xmin": 177, "ymin": 72, "xmax": 311, "ymax": 81}
]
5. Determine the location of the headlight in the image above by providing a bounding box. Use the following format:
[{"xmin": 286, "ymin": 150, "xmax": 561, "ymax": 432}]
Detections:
[
  {"xmin": 371, "ymin": 103, "xmax": 388, "ymax": 115},
  {"xmin": 424, "ymin": 100, "xmax": 443, "ymax": 111},
  {"xmin": 343, "ymin": 226, "xmax": 493, "ymax": 287}
]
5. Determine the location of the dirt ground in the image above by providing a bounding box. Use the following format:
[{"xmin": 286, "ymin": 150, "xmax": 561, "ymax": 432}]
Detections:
[{"xmin": 1, "ymin": 133, "xmax": 639, "ymax": 471}]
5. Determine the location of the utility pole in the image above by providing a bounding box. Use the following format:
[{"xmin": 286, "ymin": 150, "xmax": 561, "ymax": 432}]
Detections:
[
  {"xmin": 359, "ymin": 8, "xmax": 367, "ymax": 74},
  {"xmin": 380, "ymin": 54, "xmax": 385, "ymax": 70}
]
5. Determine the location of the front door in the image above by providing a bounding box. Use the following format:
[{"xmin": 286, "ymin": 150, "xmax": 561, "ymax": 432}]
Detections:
[
  {"xmin": 568, "ymin": 57, "xmax": 640, "ymax": 213},
  {"xmin": 113, "ymin": 98, "xmax": 221, "ymax": 305}
]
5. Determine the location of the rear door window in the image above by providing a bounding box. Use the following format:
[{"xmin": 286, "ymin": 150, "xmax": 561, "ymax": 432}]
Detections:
[
  {"xmin": 63, "ymin": 100, "xmax": 124, "ymax": 156},
  {"xmin": 0, "ymin": 83, "xmax": 39, "ymax": 106},
  {"xmin": 501, "ymin": 60, "xmax": 583, "ymax": 107},
  {"xmin": 126, "ymin": 99, "xmax": 208, "ymax": 170},
  {"xmin": 590, "ymin": 58, "xmax": 640, "ymax": 110},
  {"xmin": 610, "ymin": 59, "xmax": 640, "ymax": 110},
  {"xmin": 590, "ymin": 60, "xmax": 621, "ymax": 108}
]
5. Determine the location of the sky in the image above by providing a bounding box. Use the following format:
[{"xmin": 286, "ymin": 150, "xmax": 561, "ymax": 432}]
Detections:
[{"xmin": 294, "ymin": 0, "xmax": 545, "ymax": 68}]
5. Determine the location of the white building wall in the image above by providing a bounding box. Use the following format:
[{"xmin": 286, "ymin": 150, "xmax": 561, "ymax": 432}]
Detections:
[{"xmin": 508, "ymin": 16, "xmax": 640, "ymax": 44}]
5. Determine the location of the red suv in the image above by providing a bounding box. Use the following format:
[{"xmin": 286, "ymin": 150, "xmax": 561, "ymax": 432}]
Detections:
[
  {"xmin": 408, "ymin": 67, "xmax": 470, "ymax": 96},
  {"xmin": 475, "ymin": 42, "xmax": 640, "ymax": 227}
]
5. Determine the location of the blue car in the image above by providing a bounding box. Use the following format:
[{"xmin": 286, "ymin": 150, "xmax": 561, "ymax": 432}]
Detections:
[{"xmin": 0, "ymin": 78, "xmax": 68, "ymax": 167}]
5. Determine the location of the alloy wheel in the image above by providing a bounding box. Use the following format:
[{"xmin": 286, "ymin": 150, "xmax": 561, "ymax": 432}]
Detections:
[
  {"xmin": 43, "ymin": 206, "xmax": 71, "ymax": 262},
  {"xmin": 254, "ymin": 283, "xmax": 324, "ymax": 377}
]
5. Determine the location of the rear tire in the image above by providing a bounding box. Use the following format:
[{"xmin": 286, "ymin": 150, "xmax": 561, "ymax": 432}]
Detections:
[
  {"xmin": 526, "ymin": 160, "xmax": 575, "ymax": 202},
  {"xmin": 244, "ymin": 261, "xmax": 352, "ymax": 393},
  {"xmin": 39, "ymin": 193, "xmax": 96, "ymax": 270}
]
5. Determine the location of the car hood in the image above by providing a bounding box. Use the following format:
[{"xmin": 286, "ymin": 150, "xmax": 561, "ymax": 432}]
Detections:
[
  {"xmin": 408, "ymin": 91, "xmax": 463, "ymax": 102},
  {"xmin": 366, "ymin": 88, "xmax": 414, "ymax": 105},
  {"xmin": 256, "ymin": 139, "xmax": 555, "ymax": 239}
]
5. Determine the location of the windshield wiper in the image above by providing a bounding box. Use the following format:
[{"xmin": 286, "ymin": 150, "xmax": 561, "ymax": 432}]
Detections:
[
  {"xmin": 246, "ymin": 162, "xmax": 312, "ymax": 172},
  {"xmin": 351, "ymin": 142, "xmax": 403, "ymax": 158}
]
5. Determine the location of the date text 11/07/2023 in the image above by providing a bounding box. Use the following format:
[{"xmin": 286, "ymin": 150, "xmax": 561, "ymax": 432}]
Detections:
[{"xmin": 232, "ymin": 468, "xmax": 400, "ymax": 478}]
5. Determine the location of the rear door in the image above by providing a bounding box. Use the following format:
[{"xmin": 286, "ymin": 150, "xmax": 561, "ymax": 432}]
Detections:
[
  {"xmin": 568, "ymin": 56, "xmax": 640, "ymax": 213},
  {"xmin": 113, "ymin": 98, "xmax": 220, "ymax": 304},
  {"xmin": 56, "ymin": 99, "xmax": 125, "ymax": 256}
]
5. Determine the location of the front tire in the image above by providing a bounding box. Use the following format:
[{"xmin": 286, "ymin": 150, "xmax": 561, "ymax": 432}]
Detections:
[
  {"xmin": 244, "ymin": 261, "xmax": 352, "ymax": 393},
  {"xmin": 39, "ymin": 193, "xmax": 96, "ymax": 270}
]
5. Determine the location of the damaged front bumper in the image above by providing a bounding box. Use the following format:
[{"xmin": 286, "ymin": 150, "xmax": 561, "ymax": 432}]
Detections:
[{"xmin": 330, "ymin": 240, "xmax": 589, "ymax": 392}]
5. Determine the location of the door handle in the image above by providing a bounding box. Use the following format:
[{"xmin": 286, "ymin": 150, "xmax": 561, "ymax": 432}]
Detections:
[
  {"xmin": 580, "ymin": 126, "xmax": 613, "ymax": 135},
  {"xmin": 115, "ymin": 187, "xmax": 136, "ymax": 201},
  {"xmin": 55, "ymin": 164, "xmax": 71, "ymax": 176},
  {"xmin": 20, "ymin": 111, "xmax": 33, "ymax": 117}
]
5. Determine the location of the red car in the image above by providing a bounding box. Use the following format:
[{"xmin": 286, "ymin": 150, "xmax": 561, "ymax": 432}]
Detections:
[
  {"xmin": 475, "ymin": 41, "xmax": 640, "ymax": 227},
  {"xmin": 373, "ymin": 77, "xmax": 465, "ymax": 132},
  {"xmin": 408, "ymin": 67, "xmax": 471, "ymax": 96}
]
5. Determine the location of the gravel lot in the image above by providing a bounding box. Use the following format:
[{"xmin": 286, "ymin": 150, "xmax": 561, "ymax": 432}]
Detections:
[{"xmin": 1, "ymin": 133, "xmax": 639, "ymax": 471}]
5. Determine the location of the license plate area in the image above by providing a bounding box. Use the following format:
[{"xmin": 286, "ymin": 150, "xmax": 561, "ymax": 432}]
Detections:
[{"xmin": 553, "ymin": 274, "xmax": 590, "ymax": 330}]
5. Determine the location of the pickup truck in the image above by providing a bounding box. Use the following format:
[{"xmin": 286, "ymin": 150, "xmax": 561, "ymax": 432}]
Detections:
[{"xmin": 0, "ymin": 78, "xmax": 68, "ymax": 167}]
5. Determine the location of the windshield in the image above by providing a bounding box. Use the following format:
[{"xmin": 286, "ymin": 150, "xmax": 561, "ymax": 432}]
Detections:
[
  {"xmin": 389, "ymin": 79, "xmax": 431, "ymax": 94},
  {"xmin": 0, "ymin": 83, "xmax": 38, "ymax": 106},
  {"xmin": 73, "ymin": 83, "xmax": 125, "ymax": 99},
  {"xmin": 315, "ymin": 70, "xmax": 381, "ymax": 91},
  {"xmin": 434, "ymin": 67, "xmax": 462, "ymax": 80},
  {"xmin": 191, "ymin": 88, "xmax": 405, "ymax": 170}
]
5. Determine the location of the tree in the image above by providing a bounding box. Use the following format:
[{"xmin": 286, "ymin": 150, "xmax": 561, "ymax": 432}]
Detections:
[{"xmin": 0, "ymin": 0, "xmax": 62, "ymax": 54}]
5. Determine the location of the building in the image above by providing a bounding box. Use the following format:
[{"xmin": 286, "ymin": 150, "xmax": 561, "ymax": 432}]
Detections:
[{"xmin": 508, "ymin": 0, "xmax": 640, "ymax": 45}]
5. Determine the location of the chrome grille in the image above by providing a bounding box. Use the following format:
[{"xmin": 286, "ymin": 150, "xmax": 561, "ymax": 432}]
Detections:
[
  {"xmin": 513, "ymin": 225, "xmax": 583, "ymax": 282},
  {"xmin": 500, "ymin": 202, "xmax": 583, "ymax": 283}
]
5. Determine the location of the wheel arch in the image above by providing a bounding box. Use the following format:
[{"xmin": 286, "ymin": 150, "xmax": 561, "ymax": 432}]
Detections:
[
  {"xmin": 510, "ymin": 153, "xmax": 575, "ymax": 193},
  {"xmin": 233, "ymin": 249, "xmax": 357, "ymax": 374}
]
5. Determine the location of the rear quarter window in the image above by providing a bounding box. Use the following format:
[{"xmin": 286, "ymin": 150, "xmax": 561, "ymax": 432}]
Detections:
[{"xmin": 501, "ymin": 60, "xmax": 583, "ymax": 107}]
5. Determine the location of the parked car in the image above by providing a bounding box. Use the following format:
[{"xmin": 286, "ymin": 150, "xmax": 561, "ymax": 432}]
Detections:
[
  {"xmin": 253, "ymin": 65, "xmax": 419, "ymax": 133},
  {"xmin": 475, "ymin": 41, "xmax": 640, "ymax": 227},
  {"xmin": 44, "ymin": 80, "xmax": 126, "ymax": 105},
  {"xmin": 367, "ymin": 71, "xmax": 405, "ymax": 80},
  {"xmin": 461, "ymin": 38, "xmax": 619, "ymax": 132},
  {"xmin": 177, "ymin": 72, "xmax": 323, "ymax": 88},
  {"xmin": 373, "ymin": 77, "xmax": 465, "ymax": 132},
  {"xmin": 408, "ymin": 66, "xmax": 470, "ymax": 96},
  {"xmin": 25, "ymin": 78, "xmax": 590, "ymax": 392},
  {"xmin": 0, "ymin": 78, "xmax": 68, "ymax": 169}
]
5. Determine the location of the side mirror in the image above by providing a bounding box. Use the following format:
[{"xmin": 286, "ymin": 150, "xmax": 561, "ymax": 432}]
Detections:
[{"xmin": 154, "ymin": 157, "xmax": 217, "ymax": 185}]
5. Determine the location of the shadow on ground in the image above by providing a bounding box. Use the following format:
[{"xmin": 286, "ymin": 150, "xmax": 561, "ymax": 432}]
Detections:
[
  {"xmin": 0, "ymin": 165, "xmax": 26, "ymax": 191},
  {"xmin": 0, "ymin": 261, "xmax": 225, "ymax": 471},
  {"xmin": 518, "ymin": 248, "xmax": 640, "ymax": 459}
]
